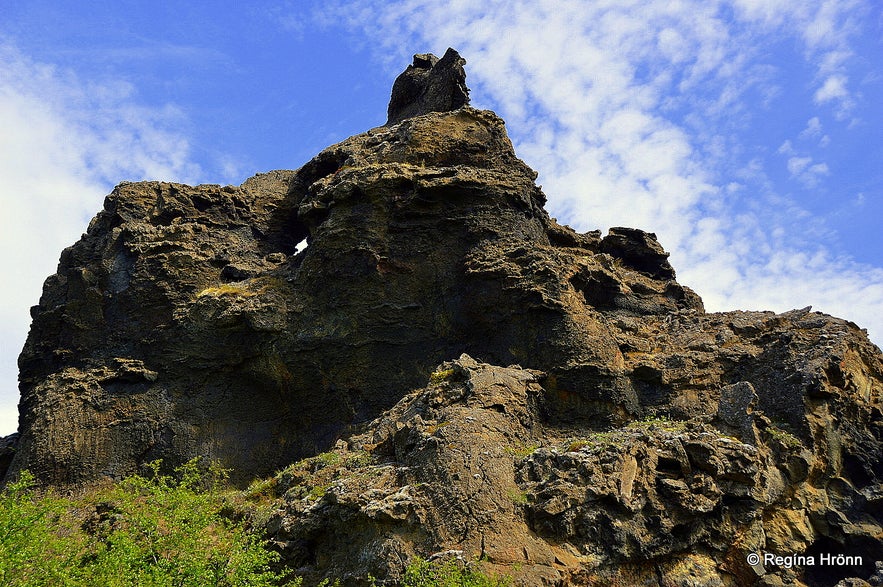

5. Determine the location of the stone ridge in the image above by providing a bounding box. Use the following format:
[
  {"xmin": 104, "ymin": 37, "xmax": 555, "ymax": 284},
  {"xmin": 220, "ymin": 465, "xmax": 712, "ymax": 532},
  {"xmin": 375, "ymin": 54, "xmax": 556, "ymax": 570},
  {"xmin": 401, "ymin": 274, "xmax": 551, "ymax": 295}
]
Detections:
[{"xmin": 4, "ymin": 50, "xmax": 883, "ymax": 587}]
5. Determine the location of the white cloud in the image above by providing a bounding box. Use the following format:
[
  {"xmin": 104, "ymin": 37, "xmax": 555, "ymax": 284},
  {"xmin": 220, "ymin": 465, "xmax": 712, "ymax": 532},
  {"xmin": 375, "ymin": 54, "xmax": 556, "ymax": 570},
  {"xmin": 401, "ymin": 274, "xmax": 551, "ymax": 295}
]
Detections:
[
  {"xmin": 814, "ymin": 74, "xmax": 849, "ymax": 104},
  {"xmin": 785, "ymin": 155, "xmax": 828, "ymax": 187},
  {"xmin": 786, "ymin": 156, "xmax": 812, "ymax": 175},
  {"xmin": 732, "ymin": 0, "xmax": 863, "ymax": 116},
  {"xmin": 778, "ymin": 139, "xmax": 830, "ymax": 187},
  {"xmin": 800, "ymin": 116, "xmax": 823, "ymax": 138},
  {"xmin": 806, "ymin": 162, "xmax": 829, "ymax": 179},
  {"xmin": 0, "ymin": 43, "xmax": 200, "ymax": 434},
  {"xmin": 798, "ymin": 118, "xmax": 831, "ymax": 147},
  {"xmin": 320, "ymin": 0, "xmax": 882, "ymax": 346}
]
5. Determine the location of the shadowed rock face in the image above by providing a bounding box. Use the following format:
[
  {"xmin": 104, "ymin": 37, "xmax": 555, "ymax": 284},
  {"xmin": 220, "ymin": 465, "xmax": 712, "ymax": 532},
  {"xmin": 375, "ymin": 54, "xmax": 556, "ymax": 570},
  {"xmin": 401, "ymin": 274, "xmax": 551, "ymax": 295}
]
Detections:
[
  {"xmin": 5, "ymin": 50, "xmax": 883, "ymax": 587},
  {"xmin": 386, "ymin": 48, "xmax": 470, "ymax": 125}
]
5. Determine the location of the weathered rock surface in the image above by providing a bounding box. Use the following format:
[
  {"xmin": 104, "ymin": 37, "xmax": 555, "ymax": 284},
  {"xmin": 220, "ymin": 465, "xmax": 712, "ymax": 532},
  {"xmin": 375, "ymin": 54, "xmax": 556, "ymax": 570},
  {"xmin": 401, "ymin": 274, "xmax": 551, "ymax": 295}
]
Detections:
[
  {"xmin": 264, "ymin": 312, "xmax": 883, "ymax": 587},
  {"xmin": 6, "ymin": 50, "xmax": 883, "ymax": 586},
  {"xmin": 386, "ymin": 47, "xmax": 469, "ymax": 125}
]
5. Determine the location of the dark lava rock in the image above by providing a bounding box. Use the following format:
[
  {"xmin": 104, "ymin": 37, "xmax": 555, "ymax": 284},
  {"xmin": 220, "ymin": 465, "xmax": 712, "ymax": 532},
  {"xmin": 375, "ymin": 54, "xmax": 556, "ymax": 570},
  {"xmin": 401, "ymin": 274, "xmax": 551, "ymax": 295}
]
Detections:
[
  {"xmin": 6, "ymin": 49, "xmax": 883, "ymax": 587},
  {"xmin": 386, "ymin": 47, "xmax": 470, "ymax": 125},
  {"xmin": 0, "ymin": 433, "xmax": 18, "ymax": 481},
  {"xmin": 600, "ymin": 226, "xmax": 676, "ymax": 280}
]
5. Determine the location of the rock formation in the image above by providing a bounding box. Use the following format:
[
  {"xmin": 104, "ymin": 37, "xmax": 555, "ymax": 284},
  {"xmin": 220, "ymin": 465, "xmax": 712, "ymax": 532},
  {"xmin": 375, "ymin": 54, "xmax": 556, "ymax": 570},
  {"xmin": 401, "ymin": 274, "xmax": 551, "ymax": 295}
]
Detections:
[
  {"xmin": 386, "ymin": 48, "xmax": 469, "ymax": 125},
  {"xmin": 4, "ymin": 50, "xmax": 882, "ymax": 586}
]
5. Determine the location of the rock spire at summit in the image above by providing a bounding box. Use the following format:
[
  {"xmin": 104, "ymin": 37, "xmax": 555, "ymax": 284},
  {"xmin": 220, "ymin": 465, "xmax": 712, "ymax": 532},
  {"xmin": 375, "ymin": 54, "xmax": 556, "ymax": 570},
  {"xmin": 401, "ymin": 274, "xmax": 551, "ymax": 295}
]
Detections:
[{"xmin": 386, "ymin": 47, "xmax": 470, "ymax": 125}]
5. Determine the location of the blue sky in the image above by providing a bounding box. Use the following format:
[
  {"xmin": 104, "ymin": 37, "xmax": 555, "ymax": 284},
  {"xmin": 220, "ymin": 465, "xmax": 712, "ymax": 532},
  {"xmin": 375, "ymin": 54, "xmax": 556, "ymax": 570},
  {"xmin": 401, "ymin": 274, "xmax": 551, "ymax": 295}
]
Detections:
[{"xmin": 1, "ymin": 0, "xmax": 881, "ymax": 434}]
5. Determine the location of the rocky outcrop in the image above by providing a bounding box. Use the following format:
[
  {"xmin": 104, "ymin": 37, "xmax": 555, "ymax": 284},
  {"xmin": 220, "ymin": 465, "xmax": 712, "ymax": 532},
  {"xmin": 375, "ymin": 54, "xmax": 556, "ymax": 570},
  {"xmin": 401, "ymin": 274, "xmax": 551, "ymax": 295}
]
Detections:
[
  {"xmin": 11, "ymin": 172, "xmax": 302, "ymax": 484},
  {"xmin": 8, "ymin": 74, "xmax": 702, "ymax": 487},
  {"xmin": 386, "ymin": 47, "xmax": 469, "ymax": 125},
  {"xmin": 264, "ymin": 313, "xmax": 882, "ymax": 587},
  {"xmin": 6, "ymin": 50, "xmax": 883, "ymax": 586}
]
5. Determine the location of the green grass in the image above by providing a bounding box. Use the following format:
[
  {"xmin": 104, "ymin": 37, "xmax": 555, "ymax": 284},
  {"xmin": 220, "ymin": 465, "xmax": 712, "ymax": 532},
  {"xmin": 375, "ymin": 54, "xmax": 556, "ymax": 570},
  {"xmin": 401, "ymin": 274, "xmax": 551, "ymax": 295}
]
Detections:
[
  {"xmin": 271, "ymin": 449, "xmax": 375, "ymax": 502},
  {"xmin": 559, "ymin": 416, "xmax": 689, "ymax": 454},
  {"xmin": 503, "ymin": 441, "xmax": 539, "ymax": 459},
  {"xmin": 195, "ymin": 277, "xmax": 288, "ymax": 299},
  {"xmin": 625, "ymin": 415, "xmax": 686, "ymax": 433},
  {"xmin": 196, "ymin": 283, "xmax": 258, "ymax": 298},
  {"xmin": 506, "ymin": 488, "xmax": 529, "ymax": 505}
]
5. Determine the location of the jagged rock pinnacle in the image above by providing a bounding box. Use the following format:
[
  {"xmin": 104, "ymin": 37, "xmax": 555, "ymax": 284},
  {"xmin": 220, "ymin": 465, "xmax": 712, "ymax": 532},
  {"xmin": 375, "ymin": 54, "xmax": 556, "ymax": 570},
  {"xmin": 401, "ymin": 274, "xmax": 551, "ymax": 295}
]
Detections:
[{"xmin": 386, "ymin": 47, "xmax": 470, "ymax": 125}]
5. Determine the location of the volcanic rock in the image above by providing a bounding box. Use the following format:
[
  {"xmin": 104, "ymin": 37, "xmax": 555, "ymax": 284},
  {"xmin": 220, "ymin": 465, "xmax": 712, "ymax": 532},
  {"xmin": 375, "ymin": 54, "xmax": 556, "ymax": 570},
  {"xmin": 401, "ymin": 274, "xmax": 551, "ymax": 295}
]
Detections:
[
  {"xmin": 386, "ymin": 47, "xmax": 470, "ymax": 125},
  {"xmin": 5, "ymin": 50, "xmax": 883, "ymax": 586}
]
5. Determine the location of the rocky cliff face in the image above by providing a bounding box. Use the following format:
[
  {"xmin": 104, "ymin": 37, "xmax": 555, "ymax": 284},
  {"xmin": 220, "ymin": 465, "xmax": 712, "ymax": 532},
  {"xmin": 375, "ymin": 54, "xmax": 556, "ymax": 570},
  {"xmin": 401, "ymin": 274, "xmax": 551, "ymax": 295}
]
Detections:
[{"xmin": 5, "ymin": 49, "xmax": 883, "ymax": 586}]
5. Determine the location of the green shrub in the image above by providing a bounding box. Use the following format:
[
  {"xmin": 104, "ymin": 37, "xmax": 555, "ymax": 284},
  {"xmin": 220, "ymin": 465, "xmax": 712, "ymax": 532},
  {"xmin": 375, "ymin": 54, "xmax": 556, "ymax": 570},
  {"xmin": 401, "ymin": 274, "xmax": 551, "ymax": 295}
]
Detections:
[
  {"xmin": 0, "ymin": 461, "xmax": 285, "ymax": 586},
  {"xmin": 0, "ymin": 464, "xmax": 514, "ymax": 587},
  {"xmin": 0, "ymin": 470, "xmax": 85, "ymax": 586},
  {"xmin": 401, "ymin": 557, "xmax": 512, "ymax": 587}
]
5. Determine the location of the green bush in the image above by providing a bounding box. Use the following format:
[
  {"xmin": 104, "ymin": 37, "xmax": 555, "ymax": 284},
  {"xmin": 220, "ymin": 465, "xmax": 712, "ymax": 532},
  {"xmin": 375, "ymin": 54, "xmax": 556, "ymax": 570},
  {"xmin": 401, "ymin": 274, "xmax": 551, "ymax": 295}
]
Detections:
[
  {"xmin": 0, "ymin": 470, "xmax": 85, "ymax": 586},
  {"xmin": 0, "ymin": 463, "xmax": 514, "ymax": 587},
  {"xmin": 401, "ymin": 558, "xmax": 512, "ymax": 587},
  {"xmin": 0, "ymin": 461, "xmax": 285, "ymax": 587}
]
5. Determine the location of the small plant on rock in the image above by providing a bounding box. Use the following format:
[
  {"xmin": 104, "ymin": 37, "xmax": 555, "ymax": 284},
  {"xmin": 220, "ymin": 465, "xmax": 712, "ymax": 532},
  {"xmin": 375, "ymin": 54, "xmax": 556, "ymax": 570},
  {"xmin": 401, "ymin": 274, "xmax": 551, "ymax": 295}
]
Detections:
[{"xmin": 429, "ymin": 368, "xmax": 457, "ymax": 384}]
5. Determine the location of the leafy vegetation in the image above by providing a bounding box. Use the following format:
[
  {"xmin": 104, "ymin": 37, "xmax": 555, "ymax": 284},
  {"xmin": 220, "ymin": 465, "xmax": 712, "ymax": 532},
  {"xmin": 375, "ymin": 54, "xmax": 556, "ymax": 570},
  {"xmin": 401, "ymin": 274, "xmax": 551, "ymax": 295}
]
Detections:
[
  {"xmin": 0, "ymin": 460, "xmax": 512, "ymax": 587},
  {"xmin": 765, "ymin": 423, "xmax": 803, "ymax": 449},
  {"xmin": 400, "ymin": 558, "xmax": 512, "ymax": 587},
  {"xmin": 0, "ymin": 461, "xmax": 282, "ymax": 587}
]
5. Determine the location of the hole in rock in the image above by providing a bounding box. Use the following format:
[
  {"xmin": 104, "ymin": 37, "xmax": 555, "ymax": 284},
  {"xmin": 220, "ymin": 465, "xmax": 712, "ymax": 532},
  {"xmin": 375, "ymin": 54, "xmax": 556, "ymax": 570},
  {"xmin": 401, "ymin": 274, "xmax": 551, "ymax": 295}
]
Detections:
[{"xmin": 656, "ymin": 456, "xmax": 683, "ymax": 477}]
